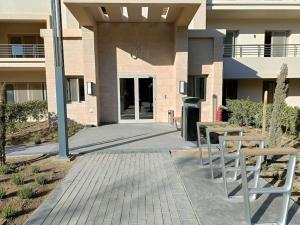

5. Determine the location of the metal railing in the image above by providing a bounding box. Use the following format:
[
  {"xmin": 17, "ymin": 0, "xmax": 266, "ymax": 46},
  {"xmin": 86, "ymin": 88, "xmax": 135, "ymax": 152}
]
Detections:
[
  {"xmin": 0, "ymin": 44, "xmax": 45, "ymax": 58},
  {"xmin": 224, "ymin": 44, "xmax": 300, "ymax": 58}
]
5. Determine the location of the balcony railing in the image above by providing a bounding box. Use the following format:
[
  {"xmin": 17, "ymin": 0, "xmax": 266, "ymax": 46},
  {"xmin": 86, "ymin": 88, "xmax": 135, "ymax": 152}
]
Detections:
[
  {"xmin": 224, "ymin": 44, "xmax": 300, "ymax": 58},
  {"xmin": 0, "ymin": 44, "xmax": 45, "ymax": 58}
]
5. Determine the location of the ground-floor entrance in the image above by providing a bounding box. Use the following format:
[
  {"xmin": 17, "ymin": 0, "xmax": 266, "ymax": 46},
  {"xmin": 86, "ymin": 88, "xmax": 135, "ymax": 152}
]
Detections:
[{"xmin": 118, "ymin": 76, "xmax": 156, "ymax": 123}]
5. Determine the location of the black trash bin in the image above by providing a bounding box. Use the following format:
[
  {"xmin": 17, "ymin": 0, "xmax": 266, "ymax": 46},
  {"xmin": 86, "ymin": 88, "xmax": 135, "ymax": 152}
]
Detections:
[{"xmin": 181, "ymin": 97, "xmax": 200, "ymax": 141}]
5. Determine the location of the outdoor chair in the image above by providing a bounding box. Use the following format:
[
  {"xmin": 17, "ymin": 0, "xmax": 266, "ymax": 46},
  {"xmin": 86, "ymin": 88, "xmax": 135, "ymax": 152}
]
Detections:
[
  {"xmin": 205, "ymin": 127, "xmax": 244, "ymax": 180},
  {"xmin": 240, "ymin": 147, "xmax": 297, "ymax": 225},
  {"xmin": 218, "ymin": 136, "xmax": 266, "ymax": 200}
]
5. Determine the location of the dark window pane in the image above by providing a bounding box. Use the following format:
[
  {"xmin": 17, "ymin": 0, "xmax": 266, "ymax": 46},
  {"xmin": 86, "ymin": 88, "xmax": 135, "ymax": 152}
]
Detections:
[
  {"xmin": 188, "ymin": 76, "xmax": 206, "ymax": 100},
  {"xmin": 79, "ymin": 78, "xmax": 85, "ymax": 102}
]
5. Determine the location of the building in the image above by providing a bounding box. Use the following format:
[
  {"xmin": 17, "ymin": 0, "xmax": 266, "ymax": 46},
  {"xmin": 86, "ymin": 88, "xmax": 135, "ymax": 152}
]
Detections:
[{"xmin": 0, "ymin": 0, "xmax": 299, "ymax": 126}]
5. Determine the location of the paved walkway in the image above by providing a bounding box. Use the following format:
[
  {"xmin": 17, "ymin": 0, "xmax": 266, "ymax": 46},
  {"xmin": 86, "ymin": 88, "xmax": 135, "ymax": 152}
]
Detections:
[
  {"xmin": 8, "ymin": 123, "xmax": 196, "ymax": 156},
  {"xmin": 174, "ymin": 156, "xmax": 300, "ymax": 225},
  {"xmin": 25, "ymin": 153, "xmax": 200, "ymax": 225}
]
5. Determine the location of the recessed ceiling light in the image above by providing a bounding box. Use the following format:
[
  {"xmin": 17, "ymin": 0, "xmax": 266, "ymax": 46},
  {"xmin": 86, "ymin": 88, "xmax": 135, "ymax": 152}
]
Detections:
[
  {"xmin": 161, "ymin": 7, "xmax": 170, "ymax": 20},
  {"xmin": 142, "ymin": 7, "xmax": 149, "ymax": 19}
]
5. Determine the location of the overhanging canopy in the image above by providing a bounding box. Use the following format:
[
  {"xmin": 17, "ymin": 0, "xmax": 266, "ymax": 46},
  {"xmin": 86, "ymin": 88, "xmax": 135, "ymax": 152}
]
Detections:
[{"xmin": 64, "ymin": 0, "xmax": 202, "ymax": 26}]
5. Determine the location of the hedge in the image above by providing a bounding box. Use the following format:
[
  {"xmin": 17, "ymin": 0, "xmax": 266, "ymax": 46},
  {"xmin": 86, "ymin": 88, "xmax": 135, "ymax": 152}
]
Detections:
[
  {"xmin": 5, "ymin": 100, "xmax": 48, "ymax": 131},
  {"xmin": 226, "ymin": 99, "xmax": 300, "ymax": 135}
]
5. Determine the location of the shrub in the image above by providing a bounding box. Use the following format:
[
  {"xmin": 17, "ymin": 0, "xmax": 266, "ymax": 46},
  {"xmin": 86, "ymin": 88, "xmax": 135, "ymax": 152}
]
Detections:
[
  {"xmin": 17, "ymin": 188, "xmax": 34, "ymax": 199},
  {"xmin": 11, "ymin": 175, "xmax": 24, "ymax": 185},
  {"xmin": 31, "ymin": 166, "xmax": 41, "ymax": 174},
  {"xmin": 269, "ymin": 64, "xmax": 289, "ymax": 147},
  {"xmin": 32, "ymin": 134, "xmax": 41, "ymax": 145},
  {"xmin": 0, "ymin": 206, "xmax": 15, "ymax": 219},
  {"xmin": 5, "ymin": 100, "xmax": 47, "ymax": 132},
  {"xmin": 0, "ymin": 187, "xmax": 6, "ymax": 199},
  {"xmin": 35, "ymin": 176, "xmax": 47, "ymax": 185},
  {"xmin": 226, "ymin": 99, "xmax": 300, "ymax": 136},
  {"xmin": 0, "ymin": 166, "xmax": 10, "ymax": 175}
]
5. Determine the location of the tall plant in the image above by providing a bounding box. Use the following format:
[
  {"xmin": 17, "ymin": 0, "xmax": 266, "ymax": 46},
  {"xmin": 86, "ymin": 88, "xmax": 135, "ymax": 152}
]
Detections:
[
  {"xmin": 0, "ymin": 82, "xmax": 6, "ymax": 165},
  {"xmin": 269, "ymin": 64, "xmax": 289, "ymax": 147}
]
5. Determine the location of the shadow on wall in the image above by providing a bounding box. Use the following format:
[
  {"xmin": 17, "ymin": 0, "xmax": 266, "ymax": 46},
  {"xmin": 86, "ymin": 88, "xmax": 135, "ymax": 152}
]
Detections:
[
  {"xmin": 223, "ymin": 58, "xmax": 260, "ymax": 79},
  {"xmin": 98, "ymin": 23, "xmax": 176, "ymax": 124}
]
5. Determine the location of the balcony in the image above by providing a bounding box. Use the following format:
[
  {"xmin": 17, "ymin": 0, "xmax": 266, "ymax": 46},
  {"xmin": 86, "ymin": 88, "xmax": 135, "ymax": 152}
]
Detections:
[
  {"xmin": 224, "ymin": 44, "xmax": 300, "ymax": 58},
  {"xmin": 0, "ymin": 44, "xmax": 45, "ymax": 71},
  {"xmin": 223, "ymin": 44, "xmax": 300, "ymax": 79},
  {"xmin": 0, "ymin": 44, "xmax": 45, "ymax": 58}
]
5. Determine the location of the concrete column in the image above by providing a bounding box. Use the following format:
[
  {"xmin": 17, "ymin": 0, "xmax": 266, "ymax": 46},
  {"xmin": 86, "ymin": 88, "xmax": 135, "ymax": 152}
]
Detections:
[
  {"xmin": 82, "ymin": 25, "xmax": 100, "ymax": 126},
  {"xmin": 211, "ymin": 36, "xmax": 224, "ymax": 121},
  {"xmin": 41, "ymin": 29, "xmax": 57, "ymax": 114},
  {"xmin": 174, "ymin": 26, "xmax": 188, "ymax": 117}
]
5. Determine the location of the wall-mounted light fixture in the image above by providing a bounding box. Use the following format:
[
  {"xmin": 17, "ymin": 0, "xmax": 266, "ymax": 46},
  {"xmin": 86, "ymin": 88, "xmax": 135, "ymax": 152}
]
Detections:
[
  {"xmin": 87, "ymin": 82, "xmax": 95, "ymax": 95},
  {"xmin": 179, "ymin": 80, "xmax": 187, "ymax": 94}
]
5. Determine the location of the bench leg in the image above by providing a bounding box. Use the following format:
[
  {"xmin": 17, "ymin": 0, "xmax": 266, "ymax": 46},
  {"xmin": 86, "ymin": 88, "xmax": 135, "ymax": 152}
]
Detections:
[{"xmin": 240, "ymin": 154, "xmax": 252, "ymax": 225}]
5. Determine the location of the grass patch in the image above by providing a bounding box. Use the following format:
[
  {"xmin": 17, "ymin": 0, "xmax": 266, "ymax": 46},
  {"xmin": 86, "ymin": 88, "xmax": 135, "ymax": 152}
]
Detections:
[
  {"xmin": 35, "ymin": 176, "xmax": 47, "ymax": 185},
  {"xmin": 0, "ymin": 187, "xmax": 6, "ymax": 199},
  {"xmin": 0, "ymin": 166, "xmax": 11, "ymax": 175},
  {"xmin": 17, "ymin": 188, "xmax": 34, "ymax": 199},
  {"xmin": 0, "ymin": 206, "xmax": 15, "ymax": 219},
  {"xmin": 11, "ymin": 175, "xmax": 24, "ymax": 186},
  {"xmin": 31, "ymin": 166, "xmax": 41, "ymax": 174}
]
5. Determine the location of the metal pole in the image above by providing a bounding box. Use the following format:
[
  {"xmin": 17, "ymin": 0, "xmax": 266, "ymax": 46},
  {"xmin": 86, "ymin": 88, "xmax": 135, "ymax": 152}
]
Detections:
[{"xmin": 51, "ymin": 0, "xmax": 69, "ymax": 159}]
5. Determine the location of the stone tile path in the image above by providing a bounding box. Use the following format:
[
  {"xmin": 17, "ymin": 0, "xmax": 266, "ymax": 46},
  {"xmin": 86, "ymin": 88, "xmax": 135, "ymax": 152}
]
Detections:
[{"xmin": 26, "ymin": 153, "xmax": 200, "ymax": 225}]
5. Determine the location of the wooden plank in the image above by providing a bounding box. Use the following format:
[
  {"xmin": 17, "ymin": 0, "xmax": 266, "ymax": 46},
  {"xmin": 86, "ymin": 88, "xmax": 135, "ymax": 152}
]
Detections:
[
  {"xmin": 219, "ymin": 135, "xmax": 266, "ymax": 141},
  {"xmin": 207, "ymin": 127, "xmax": 243, "ymax": 133},
  {"xmin": 242, "ymin": 147, "xmax": 297, "ymax": 156}
]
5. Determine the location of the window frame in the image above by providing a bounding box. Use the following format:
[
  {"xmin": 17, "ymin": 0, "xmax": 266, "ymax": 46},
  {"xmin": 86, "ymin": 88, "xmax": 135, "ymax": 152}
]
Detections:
[
  {"xmin": 5, "ymin": 82, "xmax": 47, "ymax": 103},
  {"xmin": 188, "ymin": 75, "xmax": 207, "ymax": 101},
  {"xmin": 66, "ymin": 76, "xmax": 85, "ymax": 103}
]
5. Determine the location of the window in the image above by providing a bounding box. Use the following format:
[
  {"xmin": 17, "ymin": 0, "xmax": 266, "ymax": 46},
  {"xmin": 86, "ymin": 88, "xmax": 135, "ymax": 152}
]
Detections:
[
  {"xmin": 224, "ymin": 31, "xmax": 238, "ymax": 57},
  {"xmin": 223, "ymin": 80, "xmax": 238, "ymax": 105},
  {"xmin": 9, "ymin": 35, "xmax": 43, "ymax": 58},
  {"xmin": 5, "ymin": 83, "xmax": 47, "ymax": 104},
  {"xmin": 264, "ymin": 31, "xmax": 288, "ymax": 57},
  {"xmin": 263, "ymin": 80, "xmax": 276, "ymax": 104},
  {"xmin": 66, "ymin": 77, "xmax": 85, "ymax": 103},
  {"xmin": 188, "ymin": 75, "xmax": 206, "ymax": 100}
]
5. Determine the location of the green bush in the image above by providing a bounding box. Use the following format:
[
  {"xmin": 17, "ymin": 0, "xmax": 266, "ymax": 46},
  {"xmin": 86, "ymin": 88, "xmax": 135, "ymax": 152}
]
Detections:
[
  {"xmin": 35, "ymin": 176, "xmax": 47, "ymax": 185},
  {"xmin": 17, "ymin": 188, "xmax": 34, "ymax": 199},
  {"xmin": 0, "ymin": 187, "xmax": 6, "ymax": 199},
  {"xmin": 0, "ymin": 206, "xmax": 15, "ymax": 219},
  {"xmin": 31, "ymin": 166, "xmax": 41, "ymax": 174},
  {"xmin": 0, "ymin": 166, "xmax": 11, "ymax": 175},
  {"xmin": 5, "ymin": 100, "xmax": 48, "ymax": 132},
  {"xmin": 226, "ymin": 99, "xmax": 300, "ymax": 135},
  {"xmin": 32, "ymin": 134, "xmax": 41, "ymax": 145},
  {"xmin": 11, "ymin": 175, "xmax": 24, "ymax": 186}
]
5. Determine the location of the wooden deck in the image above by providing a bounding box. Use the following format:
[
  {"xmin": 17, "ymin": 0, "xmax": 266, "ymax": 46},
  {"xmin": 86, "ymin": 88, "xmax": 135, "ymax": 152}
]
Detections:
[{"xmin": 26, "ymin": 153, "xmax": 200, "ymax": 225}]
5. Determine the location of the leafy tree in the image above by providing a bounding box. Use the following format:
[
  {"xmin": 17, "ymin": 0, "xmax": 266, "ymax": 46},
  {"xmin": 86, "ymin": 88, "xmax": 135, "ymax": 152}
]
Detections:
[
  {"xmin": 269, "ymin": 64, "xmax": 289, "ymax": 147},
  {"xmin": 0, "ymin": 82, "xmax": 6, "ymax": 165}
]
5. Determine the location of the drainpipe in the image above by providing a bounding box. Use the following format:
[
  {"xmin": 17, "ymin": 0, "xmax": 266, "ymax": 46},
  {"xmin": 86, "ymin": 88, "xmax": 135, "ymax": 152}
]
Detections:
[{"xmin": 51, "ymin": 0, "xmax": 69, "ymax": 159}]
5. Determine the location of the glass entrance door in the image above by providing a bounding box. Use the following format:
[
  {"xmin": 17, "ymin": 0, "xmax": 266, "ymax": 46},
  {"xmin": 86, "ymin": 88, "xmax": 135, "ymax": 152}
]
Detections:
[{"xmin": 119, "ymin": 76, "xmax": 155, "ymax": 122}]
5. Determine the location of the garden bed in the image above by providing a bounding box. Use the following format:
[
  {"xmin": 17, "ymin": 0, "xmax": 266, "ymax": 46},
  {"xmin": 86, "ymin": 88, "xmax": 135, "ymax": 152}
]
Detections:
[{"xmin": 0, "ymin": 155, "xmax": 74, "ymax": 225}]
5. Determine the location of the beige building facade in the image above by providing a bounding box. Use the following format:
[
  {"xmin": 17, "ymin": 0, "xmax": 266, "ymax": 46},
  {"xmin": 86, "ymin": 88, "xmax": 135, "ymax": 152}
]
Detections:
[{"xmin": 0, "ymin": 0, "xmax": 299, "ymax": 126}]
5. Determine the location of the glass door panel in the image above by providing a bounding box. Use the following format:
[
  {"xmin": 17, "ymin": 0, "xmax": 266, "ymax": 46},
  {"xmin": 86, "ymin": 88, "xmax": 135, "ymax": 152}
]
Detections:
[
  {"xmin": 120, "ymin": 78, "xmax": 135, "ymax": 120},
  {"xmin": 138, "ymin": 78, "xmax": 154, "ymax": 120}
]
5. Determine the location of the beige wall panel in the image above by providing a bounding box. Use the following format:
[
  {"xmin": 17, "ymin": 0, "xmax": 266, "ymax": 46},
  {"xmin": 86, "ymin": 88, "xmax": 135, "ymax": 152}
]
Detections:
[
  {"xmin": 0, "ymin": 71, "xmax": 45, "ymax": 82},
  {"xmin": 237, "ymin": 79, "xmax": 262, "ymax": 102},
  {"xmin": 286, "ymin": 79, "xmax": 300, "ymax": 107},
  {"xmin": 0, "ymin": 23, "xmax": 46, "ymax": 44},
  {"xmin": 98, "ymin": 23, "xmax": 175, "ymax": 123},
  {"xmin": 63, "ymin": 39, "xmax": 84, "ymax": 75}
]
